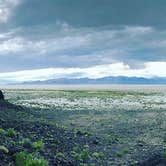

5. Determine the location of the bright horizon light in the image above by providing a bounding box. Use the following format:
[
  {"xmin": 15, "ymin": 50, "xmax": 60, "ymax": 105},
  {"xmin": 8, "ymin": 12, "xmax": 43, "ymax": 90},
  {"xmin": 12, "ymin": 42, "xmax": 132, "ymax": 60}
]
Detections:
[{"xmin": 0, "ymin": 61, "xmax": 166, "ymax": 83}]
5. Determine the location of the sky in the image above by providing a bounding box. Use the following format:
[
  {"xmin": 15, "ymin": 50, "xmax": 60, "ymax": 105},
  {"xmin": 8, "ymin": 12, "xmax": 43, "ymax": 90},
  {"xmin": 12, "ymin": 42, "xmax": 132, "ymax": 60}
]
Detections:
[{"xmin": 1, "ymin": 0, "xmax": 166, "ymax": 83}]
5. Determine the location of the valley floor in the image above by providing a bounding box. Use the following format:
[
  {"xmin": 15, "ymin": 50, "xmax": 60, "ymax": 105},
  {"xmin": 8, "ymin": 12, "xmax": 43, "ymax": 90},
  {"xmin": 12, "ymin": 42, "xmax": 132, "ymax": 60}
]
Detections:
[{"xmin": 1, "ymin": 88, "xmax": 166, "ymax": 165}]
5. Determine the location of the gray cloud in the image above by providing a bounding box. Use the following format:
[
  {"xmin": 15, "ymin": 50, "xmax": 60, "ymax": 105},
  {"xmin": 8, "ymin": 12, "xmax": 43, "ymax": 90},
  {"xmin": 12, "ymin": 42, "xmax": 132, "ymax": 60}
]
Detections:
[
  {"xmin": 9, "ymin": 0, "xmax": 166, "ymax": 28},
  {"xmin": 0, "ymin": 25, "xmax": 166, "ymax": 72},
  {"xmin": 0, "ymin": 0, "xmax": 19, "ymax": 23},
  {"xmin": 0, "ymin": 0, "xmax": 166, "ymax": 78}
]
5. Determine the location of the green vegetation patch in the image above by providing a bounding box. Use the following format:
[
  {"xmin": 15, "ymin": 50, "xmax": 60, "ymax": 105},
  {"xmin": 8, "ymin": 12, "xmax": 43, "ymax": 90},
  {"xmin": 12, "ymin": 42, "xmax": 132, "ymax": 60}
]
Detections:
[
  {"xmin": 15, "ymin": 152, "xmax": 48, "ymax": 166},
  {"xmin": 32, "ymin": 140, "xmax": 44, "ymax": 150}
]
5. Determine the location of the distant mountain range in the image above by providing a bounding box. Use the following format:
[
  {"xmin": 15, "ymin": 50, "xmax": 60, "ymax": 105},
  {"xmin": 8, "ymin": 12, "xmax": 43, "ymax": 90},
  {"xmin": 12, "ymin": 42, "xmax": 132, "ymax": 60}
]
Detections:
[{"xmin": 21, "ymin": 76, "xmax": 166, "ymax": 84}]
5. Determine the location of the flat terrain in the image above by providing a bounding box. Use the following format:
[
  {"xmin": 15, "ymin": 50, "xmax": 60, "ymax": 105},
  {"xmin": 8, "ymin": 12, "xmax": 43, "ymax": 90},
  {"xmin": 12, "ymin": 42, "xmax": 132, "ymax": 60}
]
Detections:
[{"xmin": 1, "ymin": 85, "xmax": 166, "ymax": 165}]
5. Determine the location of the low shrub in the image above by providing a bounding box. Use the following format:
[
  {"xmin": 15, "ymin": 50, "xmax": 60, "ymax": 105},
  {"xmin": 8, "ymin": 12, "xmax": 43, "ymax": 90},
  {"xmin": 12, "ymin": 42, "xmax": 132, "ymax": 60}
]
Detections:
[
  {"xmin": 32, "ymin": 140, "xmax": 44, "ymax": 150},
  {"xmin": 15, "ymin": 152, "xmax": 48, "ymax": 166},
  {"xmin": 56, "ymin": 152, "xmax": 65, "ymax": 158},
  {"xmin": 0, "ymin": 128, "xmax": 5, "ymax": 135},
  {"xmin": 72, "ymin": 145, "xmax": 89, "ymax": 161},
  {"xmin": 116, "ymin": 147, "xmax": 129, "ymax": 158},
  {"xmin": 5, "ymin": 128, "xmax": 17, "ymax": 137},
  {"xmin": 92, "ymin": 152, "xmax": 104, "ymax": 158}
]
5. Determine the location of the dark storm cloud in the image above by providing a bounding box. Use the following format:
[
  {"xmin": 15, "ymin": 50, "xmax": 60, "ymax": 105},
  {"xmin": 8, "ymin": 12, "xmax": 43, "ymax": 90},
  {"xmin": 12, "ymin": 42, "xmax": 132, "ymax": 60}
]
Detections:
[
  {"xmin": 9, "ymin": 0, "xmax": 166, "ymax": 28},
  {"xmin": 0, "ymin": 0, "xmax": 166, "ymax": 78}
]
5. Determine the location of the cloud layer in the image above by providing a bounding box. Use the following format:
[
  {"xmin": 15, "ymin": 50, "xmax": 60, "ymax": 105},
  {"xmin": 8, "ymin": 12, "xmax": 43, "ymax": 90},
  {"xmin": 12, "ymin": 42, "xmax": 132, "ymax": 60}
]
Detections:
[
  {"xmin": 0, "ymin": 0, "xmax": 19, "ymax": 23},
  {"xmin": 0, "ymin": 25, "xmax": 166, "ymax": 71},
  {"xmin": 0, "ymin": 61, "xmax": 166, "ymax": 83},
  {"xmin": 0, "ymin": 0, "xmax": 166, "ymax": 83}
]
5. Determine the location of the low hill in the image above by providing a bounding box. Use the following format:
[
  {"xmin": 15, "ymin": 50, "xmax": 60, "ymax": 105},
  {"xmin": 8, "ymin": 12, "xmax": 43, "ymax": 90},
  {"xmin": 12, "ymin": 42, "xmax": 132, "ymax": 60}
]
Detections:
[
  {"xmin": 0, "ymin": 100, "xmax": 103, "ymax": 165},
  {"xmin": 21, "ymin": 76, "xmax": 166, "ymax": 85}
]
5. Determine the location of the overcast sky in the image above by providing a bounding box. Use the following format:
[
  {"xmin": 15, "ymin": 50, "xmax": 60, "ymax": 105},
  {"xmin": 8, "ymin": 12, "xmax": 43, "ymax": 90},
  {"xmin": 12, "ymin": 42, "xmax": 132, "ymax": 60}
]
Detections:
[{"xmin": 1, "ymin": 0, "xmax": 166, "ymax": 83}]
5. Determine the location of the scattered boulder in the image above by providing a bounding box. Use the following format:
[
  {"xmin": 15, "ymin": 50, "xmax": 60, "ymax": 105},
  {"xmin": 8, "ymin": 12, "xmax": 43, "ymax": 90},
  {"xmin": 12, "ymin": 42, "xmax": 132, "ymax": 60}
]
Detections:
[{"xmin": 0, "ymin": 90, "xmax": 4, "ymax": 100}]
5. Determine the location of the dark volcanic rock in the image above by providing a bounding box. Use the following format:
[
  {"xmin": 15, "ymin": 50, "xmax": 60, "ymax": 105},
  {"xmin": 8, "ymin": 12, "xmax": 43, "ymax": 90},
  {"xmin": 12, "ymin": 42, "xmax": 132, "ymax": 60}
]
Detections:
[
  {"xmin": 0, "ymin": 90, "xmax": 4, "ymax": 100},
  {"xmin": 0, "ymin": 101, "xmax": 105, "ymax": 165},
  {"xmin": 139, "ymin": 154, "xmax": 166, "ymax": 166}
]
